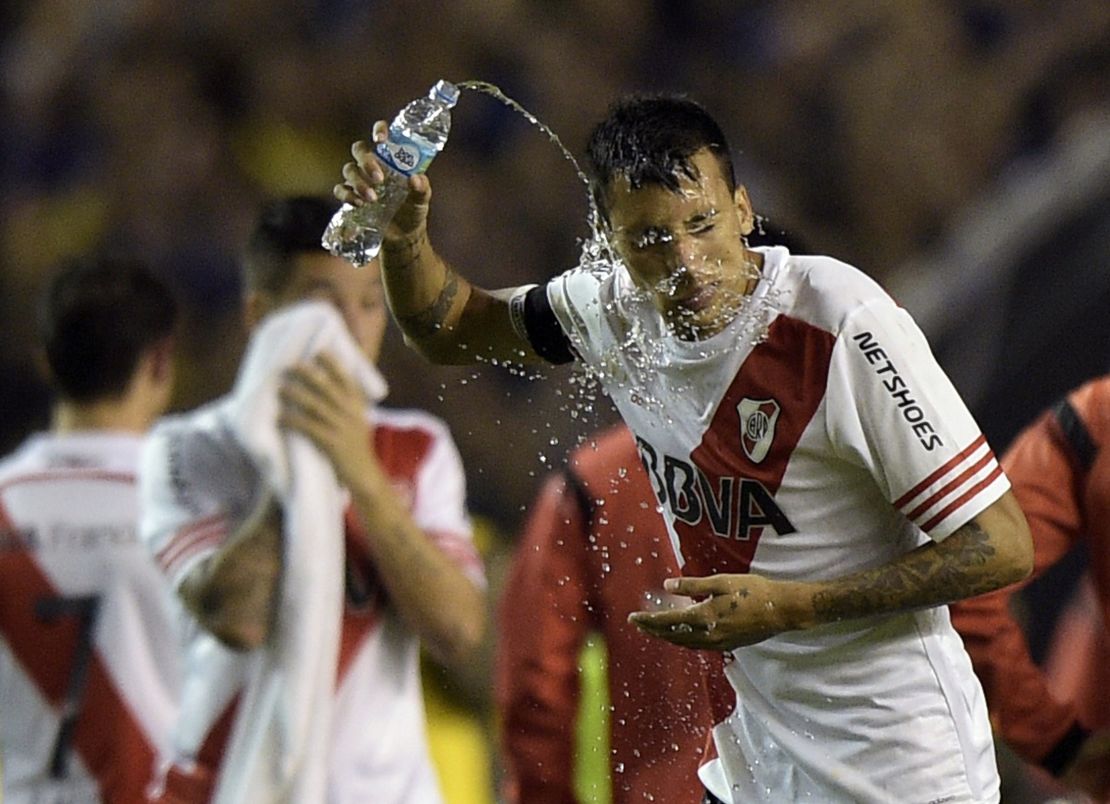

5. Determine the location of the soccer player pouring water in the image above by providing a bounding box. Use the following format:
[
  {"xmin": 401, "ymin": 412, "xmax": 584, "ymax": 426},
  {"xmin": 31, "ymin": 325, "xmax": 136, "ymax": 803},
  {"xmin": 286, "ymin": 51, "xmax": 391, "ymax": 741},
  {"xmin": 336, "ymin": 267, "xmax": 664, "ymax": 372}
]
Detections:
[
  {"xmin": 0, "ymin": 258, "xmax": 181, "ymax": 803},
  {"xmin": 336, "ymin": 95, "xmax": 1034, "ymax": 803}
]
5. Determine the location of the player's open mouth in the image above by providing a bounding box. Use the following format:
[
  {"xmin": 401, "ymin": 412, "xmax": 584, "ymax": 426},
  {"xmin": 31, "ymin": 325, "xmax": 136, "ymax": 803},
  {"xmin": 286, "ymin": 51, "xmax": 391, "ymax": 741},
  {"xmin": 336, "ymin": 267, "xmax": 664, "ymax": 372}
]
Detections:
[{"xmin": 675, "ymin": 284, "xmax": 717, "ymax": 313}]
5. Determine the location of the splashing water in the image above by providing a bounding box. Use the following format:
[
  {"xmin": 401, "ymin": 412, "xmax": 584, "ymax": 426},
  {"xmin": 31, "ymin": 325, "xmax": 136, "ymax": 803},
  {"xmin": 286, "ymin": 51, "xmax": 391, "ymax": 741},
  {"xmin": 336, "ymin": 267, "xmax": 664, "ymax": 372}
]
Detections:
[
  {"xmin": 457, "ymin": 80, "xmax": 599, "ymax": 232},
  {"xmin": 455, "ymin": 80, "xmax": 781, "ymax": 434}
]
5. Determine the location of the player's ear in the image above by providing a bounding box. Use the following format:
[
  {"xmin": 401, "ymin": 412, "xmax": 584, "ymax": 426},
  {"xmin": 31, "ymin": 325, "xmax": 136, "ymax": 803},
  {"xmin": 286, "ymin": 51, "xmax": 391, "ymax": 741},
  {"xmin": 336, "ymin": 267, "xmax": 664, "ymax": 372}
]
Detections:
[{"xmin": 734, "ymin": 186, "xmax": 755, "ymax": 237}]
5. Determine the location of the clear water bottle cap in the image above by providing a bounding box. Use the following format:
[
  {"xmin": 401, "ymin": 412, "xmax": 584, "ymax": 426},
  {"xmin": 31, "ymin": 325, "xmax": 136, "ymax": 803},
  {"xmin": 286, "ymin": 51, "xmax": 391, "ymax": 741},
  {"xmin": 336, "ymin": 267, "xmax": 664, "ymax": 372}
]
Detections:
[{"xmin": 431, "ymin": 80, "xmax": 459, "ymax": 106}]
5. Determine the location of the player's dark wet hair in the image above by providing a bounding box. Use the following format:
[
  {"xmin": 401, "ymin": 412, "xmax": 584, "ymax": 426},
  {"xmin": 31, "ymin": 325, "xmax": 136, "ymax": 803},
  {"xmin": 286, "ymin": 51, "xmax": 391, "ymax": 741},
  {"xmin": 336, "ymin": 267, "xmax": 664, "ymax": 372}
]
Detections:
[
  {"xmin": 39, "ymin": 257, "xmax": 178, "ymax": 403},
  {"xmin": 243, "ymin": 195, "xmax": 339, "ymax": 294},
  {"xmin": 585, "ymin": 94, "xmax": 737, "ymax": 225}
]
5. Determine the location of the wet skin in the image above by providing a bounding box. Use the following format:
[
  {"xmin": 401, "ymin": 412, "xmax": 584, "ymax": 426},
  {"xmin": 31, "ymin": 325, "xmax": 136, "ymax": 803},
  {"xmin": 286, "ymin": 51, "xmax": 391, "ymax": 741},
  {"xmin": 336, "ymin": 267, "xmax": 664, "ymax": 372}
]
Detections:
[{"xmin": 604, "ymin": 148, "xmax": 764, "ymax": 340}]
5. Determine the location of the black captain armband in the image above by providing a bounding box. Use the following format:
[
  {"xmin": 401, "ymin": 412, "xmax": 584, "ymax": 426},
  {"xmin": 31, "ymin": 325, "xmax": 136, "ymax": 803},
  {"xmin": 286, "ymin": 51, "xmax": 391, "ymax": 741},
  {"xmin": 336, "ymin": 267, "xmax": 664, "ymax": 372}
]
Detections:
[
  {"xmin": 1051, "ymin": 398, "xmax": 1098, "ymax": 473},
  {"xmin": 509, "ymin": 284, "xmax": 577, "ymax": 365}
]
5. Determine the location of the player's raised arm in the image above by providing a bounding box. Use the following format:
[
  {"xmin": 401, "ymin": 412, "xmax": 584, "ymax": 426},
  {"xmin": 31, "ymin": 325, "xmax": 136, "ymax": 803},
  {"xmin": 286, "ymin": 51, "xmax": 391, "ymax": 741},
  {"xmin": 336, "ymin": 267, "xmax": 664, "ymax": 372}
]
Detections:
[{"xmin": 335, "ymin": 126, "xmax": 540, "ymax": 366}]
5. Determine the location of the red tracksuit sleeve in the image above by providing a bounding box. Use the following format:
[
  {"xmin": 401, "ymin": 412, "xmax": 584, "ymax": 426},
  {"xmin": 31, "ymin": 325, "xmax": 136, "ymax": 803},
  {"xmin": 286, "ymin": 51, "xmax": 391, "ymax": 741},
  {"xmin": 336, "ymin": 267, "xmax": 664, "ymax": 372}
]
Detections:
[
  {"xmin": 496, "ymin": 475, "xmax": 592, "ymax": 804},
  {"xmin": 951, "ymin": 405, "xmax": 1085, "ymax": 762}
]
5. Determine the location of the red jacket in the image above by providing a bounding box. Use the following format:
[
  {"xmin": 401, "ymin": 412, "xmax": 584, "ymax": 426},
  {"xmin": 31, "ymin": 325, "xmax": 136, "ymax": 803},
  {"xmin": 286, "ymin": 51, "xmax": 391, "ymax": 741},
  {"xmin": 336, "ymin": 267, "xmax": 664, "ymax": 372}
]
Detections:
[
  {"xmin": 496, "ymin": 425, "xmax": 727, "ymax": 804},
  {"xmin": 951, "ymin": 377, "xmax": 1110, "ymax": 771}
]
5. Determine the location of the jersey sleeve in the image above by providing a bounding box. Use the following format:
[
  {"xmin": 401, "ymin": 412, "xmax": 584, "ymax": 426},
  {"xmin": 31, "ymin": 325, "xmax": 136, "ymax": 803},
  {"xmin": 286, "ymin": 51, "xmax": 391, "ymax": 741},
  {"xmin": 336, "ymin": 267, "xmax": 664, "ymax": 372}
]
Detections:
[
  {"xmin": 411, "ymin": 421, "xmax": 484, "ymax": 587},
  {"xmin": 139, "ymin": 423, "xmax": 231, "ymax": 590},
  {"xmin": 544, "ymin": 266, "xmax": 614, "ymax": 369},
  {"xmin": 495, "ymin": 473, "xmax": 592, "ymax": 804},
  {"xmin": 824, "ymin": 298, "xmax": 1009, "ymax": 541},
  {"xmin": 511, "ymin": 284, "xmax": 576, "ymax": 365}
]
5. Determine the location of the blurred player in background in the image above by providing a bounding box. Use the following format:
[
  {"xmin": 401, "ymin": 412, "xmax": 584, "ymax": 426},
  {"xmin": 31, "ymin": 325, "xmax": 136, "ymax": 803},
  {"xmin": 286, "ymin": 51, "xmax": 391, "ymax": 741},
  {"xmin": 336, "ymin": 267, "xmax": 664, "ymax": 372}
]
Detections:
[
  {"xmin": 0, "ymin": 257, "xmax": 181, "ymax": 802},
  {"xmin": 951, "ymin": 378, "xmax": 1110, "ymax": 802},
  {"xmin": 140, "ymin": 196, "xmax": 486, "ymax": 802},
  {"xmin": 497, "ymin": 422, "xmax": 722, "ymax": 804}
]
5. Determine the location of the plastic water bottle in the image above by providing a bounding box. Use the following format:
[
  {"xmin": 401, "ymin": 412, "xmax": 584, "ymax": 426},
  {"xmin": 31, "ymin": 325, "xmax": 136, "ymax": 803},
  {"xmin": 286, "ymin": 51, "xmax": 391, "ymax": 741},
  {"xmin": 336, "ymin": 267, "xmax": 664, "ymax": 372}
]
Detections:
[{"xmin": 322, "ymin": 79, "xmax": 460, "ymax": 267}]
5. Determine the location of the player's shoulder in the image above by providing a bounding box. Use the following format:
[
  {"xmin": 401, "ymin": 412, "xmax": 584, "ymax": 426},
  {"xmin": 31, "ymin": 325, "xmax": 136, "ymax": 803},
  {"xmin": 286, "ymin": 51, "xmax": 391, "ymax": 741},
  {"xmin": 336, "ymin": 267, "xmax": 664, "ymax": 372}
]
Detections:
[
  {"xmin": 373, "ymin": 406, "xmax": 465, "ymax": 484},
  {"xmin": 1067, "ymin": 374, "xmax": 1110, "ymax": 417},
  {"xmin": 143, "ymin": 398, "xmax": 259, "ymax": 521},
  {"xmin": 144, "ymin": 398, "xmax": 250, "ymax": 482},
  {"xmin": 147, "ymin": 398, "xmax": 237, "ymax": 454},
  {"xmin": 374, "ymin": 405, "xmax": 452, "ymax": 438},
  {"xmin": 0, "ymin": 432, "xmax": 141, "ymax": 486},
  {"xmin": 373, "ymin": 406, "xmax": 459, "ymax": 461},
  {"xmin": 771, "ymin": 248, "xmax": 895, "ymax": 335},
  {"xmin": 149, "ymin": 397, "xmax": 227, "ymax": 438},
  {"xmin": 546, "ymin": 259, "xmax": 626, "ymax": 318}
]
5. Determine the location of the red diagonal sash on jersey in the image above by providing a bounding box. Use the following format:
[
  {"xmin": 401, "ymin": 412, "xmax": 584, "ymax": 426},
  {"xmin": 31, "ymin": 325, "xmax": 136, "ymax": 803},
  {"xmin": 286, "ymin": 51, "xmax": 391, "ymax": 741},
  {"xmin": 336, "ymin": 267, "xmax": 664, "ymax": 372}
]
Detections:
[
  {"xmin": 683, "ymin": 316, "xmax": 835, "ymax": 576},
  {"xmin": 336, "ymin": 507, "xmax": 384, "ymax": 688},
  {"xmin": 0, "ymin": 495, "xmax": 156, "ymax": 802}
]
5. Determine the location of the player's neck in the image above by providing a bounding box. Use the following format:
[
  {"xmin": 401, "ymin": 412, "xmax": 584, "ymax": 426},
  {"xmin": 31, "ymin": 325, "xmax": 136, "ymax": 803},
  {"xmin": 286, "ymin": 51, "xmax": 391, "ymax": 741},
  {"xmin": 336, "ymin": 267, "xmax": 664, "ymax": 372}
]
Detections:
[
  {"xmin": 52, "ymin": 397, "xmax": 150, "ymax": 435},
  {"xmin": 742, "ymin": 246, "xmax": 765, "ymax": 286}
]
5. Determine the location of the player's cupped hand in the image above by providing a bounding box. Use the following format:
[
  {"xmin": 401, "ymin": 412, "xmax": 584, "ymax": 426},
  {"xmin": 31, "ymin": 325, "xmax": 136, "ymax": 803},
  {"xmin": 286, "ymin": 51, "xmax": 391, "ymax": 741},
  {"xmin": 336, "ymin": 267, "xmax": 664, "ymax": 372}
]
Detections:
[{"xmin": 628, "ymin": 572, "xmax": 801, "ymax": 651}]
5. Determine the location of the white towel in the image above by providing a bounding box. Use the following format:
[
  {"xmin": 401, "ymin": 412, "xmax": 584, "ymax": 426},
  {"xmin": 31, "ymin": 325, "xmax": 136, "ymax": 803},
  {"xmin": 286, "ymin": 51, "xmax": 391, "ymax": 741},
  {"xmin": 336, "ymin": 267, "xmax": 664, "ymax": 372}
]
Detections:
[{"xmin": 214, "ymin": 300, "xmax": 387, "ymax": 803}]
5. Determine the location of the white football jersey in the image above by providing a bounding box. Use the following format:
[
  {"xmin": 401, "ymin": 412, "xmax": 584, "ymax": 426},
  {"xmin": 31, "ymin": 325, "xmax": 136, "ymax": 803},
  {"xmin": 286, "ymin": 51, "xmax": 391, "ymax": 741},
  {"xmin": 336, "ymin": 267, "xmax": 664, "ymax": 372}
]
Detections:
[
  {"xmin": 140, "ymin": 398, "xmax": 482, "ymax": 803},
  {"xmin": 0, "ymin": 432, "xmax": 182, "ymax": 804},
  {"xmin": 547, "ymin": 246, "xmax": 1006, "ymax": 804}
]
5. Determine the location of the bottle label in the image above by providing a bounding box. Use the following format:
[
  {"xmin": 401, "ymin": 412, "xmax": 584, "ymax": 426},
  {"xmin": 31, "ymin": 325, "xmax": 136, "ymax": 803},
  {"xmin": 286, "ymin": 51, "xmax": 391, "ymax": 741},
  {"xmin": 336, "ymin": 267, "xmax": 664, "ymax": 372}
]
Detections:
[{"xmin": 377, "ymin": 133, "xmax": 433, "ymax": 176}]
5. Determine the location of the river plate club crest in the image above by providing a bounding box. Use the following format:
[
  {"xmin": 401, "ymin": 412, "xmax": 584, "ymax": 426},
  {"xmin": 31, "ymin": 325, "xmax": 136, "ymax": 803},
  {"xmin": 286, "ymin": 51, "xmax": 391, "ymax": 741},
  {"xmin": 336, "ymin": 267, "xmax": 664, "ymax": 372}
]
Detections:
[{"xmin": 738, "ymin": 397, "xmax": 780, "ymax": 464}]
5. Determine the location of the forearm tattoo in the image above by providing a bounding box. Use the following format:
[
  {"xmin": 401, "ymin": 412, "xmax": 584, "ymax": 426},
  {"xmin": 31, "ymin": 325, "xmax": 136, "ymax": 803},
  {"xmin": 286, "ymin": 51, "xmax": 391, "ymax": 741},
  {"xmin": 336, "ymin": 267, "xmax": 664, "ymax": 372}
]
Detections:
[
  {"xmin": 381, "ymin": 230, "xmax": 428, "ymax": 272},
  {"xmin": 396, "ymin": 273, "xmax": 460, "ymax": 338},
  {"xmin": 811, "ymin": 522, "xmax": 1003, "ymax": 623}
]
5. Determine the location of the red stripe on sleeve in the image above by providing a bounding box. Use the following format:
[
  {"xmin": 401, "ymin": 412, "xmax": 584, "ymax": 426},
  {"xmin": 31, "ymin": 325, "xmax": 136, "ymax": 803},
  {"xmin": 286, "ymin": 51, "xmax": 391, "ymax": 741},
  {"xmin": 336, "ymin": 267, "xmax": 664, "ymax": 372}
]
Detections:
[
  {"xmin": 905, "ymin": 449, "xmax": 995, "ymax": 523},
  {"xmin": 920, "ymin": 465, "xmax": 1005, "ymax": 533},
  {"xmin": 894, "ymin": 435, "xmax": 986, "ymax": 510},
  {"xmin": 156, "ymin": 517, "xmax": 226, "ymax": 575}
]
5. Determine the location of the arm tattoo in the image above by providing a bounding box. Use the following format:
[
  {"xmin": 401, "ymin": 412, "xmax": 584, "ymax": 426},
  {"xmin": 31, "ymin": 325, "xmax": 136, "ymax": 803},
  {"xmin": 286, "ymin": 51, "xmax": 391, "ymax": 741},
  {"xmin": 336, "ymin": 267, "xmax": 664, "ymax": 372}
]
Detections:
[
  {"xmin": 396, "ymin": 273, "xmax": 460, "ymax": 338},
  {"xmin": 381, "ymin": 230, "xmax": 428, "ymax": 272},
  {"xmin": 811, "ymin": 521, "xmax": 1004, "ymax": 623}
]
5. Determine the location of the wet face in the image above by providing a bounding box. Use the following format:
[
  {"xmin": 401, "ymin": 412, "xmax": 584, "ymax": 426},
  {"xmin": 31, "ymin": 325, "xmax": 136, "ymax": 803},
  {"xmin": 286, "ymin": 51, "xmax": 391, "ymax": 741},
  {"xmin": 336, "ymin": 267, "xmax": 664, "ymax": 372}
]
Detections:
[
  {"xmin": 256, "ymin": 252, "xmax": 388, "ymax": 362},
  {"xmin": 605, "ymin": 148, "xmax": 759, "ymax": 339}
]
